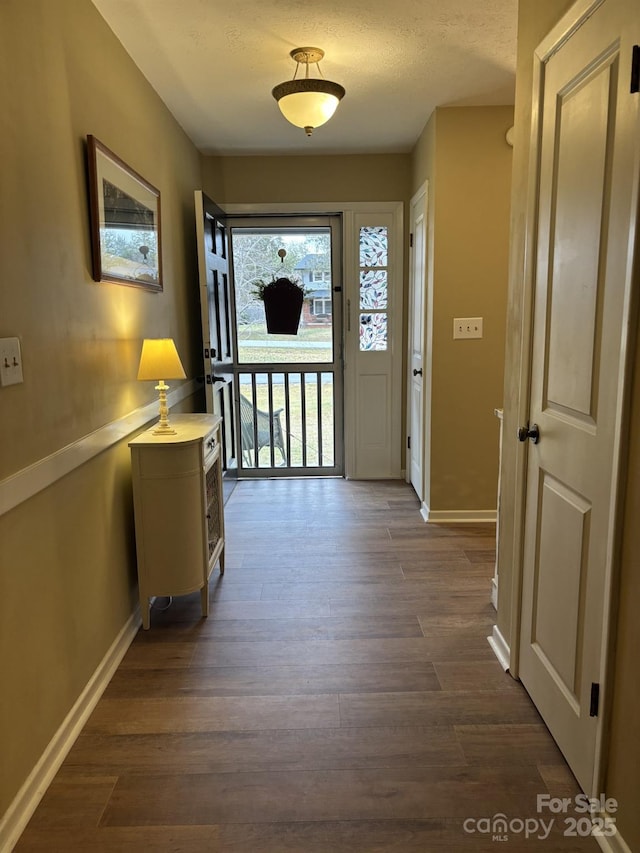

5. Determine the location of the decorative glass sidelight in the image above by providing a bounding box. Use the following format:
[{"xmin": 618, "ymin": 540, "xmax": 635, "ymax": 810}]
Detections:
[
  {"xmin": 359, "ymin": 313, "xmax": 388, "ymax": 351},
  {"xmin": 359, "ymin": 269, "xmax": 388, "ymax": 309},
  {"xmin": 359, "ymin": 226, "xmax": 388, "ymax": 267},
  {"xmin": 359, "ymin": 226, "xmax": 389, "ymax": 350}
]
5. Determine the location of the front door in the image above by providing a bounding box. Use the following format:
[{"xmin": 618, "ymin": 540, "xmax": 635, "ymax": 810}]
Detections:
[
  {"xmin": 518, "ymin": 0, "xmax": 639, "ymax": 794},
  {"xmin": 195, "ymin": 191, "xmax": 238, "ymax": 489},
  {"xmin": 229, "ymin": 217, "xmax": 344, "ymax": 476}
]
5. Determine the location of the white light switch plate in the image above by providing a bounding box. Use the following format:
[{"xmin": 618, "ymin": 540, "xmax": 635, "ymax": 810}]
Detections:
[
  {"xmin": 453, "ymin": 317, "xmax": 483, "ymax": 339},
  {"xmin": 0, "ymin": 337, "xmax": 24, "ymax": 386}
]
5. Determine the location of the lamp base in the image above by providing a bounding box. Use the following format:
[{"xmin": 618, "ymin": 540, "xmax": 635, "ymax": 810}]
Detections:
[
  {"xmin": 153, "ymin": 380, "xmax": 177, "ymax": 435},
  {"xmin": 152, "ymin": 424, "xmax": 177, "ymax": 436}
]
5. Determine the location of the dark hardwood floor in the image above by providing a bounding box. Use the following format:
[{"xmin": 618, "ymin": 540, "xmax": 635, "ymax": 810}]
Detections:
[{"xmin": 15, "ymin": 479, "xmax": 598, "ymax": 851}]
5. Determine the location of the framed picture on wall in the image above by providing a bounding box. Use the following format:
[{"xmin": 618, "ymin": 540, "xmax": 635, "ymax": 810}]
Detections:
[{"xmin": 86, "ymin": 135, "xmax": 163, "ymax": 291}]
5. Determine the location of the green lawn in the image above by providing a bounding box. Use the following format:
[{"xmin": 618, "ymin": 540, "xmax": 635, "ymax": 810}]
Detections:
[
  {"xmin": 236, "ymin": 322, "xmax": 334, "ymax": 365},
  {"xmin": 240, "ymin": 377, "xmax": 336, "ymax": 470},
  {"xmin": 236, "ymin": 321, "xmax": 332, "ymax": 343}
]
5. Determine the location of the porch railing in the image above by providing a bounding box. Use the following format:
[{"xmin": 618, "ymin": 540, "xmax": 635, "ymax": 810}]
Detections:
[{"xmin": 236, "ymin": 366, "xmax": 338, "ymax": 473}]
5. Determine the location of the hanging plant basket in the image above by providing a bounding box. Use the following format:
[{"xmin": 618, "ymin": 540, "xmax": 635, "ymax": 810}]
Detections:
[{"xmin": 253, "ymin": 276, "xmax": 305, "ymax": 335}]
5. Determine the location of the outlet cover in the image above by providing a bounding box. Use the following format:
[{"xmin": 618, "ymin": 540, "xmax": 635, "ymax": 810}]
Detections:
[
  {"xmin": 0, "ymin": 337, "xmax": 24, "ymax": 386},
  {"xmin": 453, "ymin": 317, "xmax": 483, "ymax": 340}
]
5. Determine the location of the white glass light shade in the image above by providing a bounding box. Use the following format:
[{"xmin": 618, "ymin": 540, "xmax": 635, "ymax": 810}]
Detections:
[
  {"xmin": 137, "ymin": 338, "xmax": 186, "ymax": 381},
  {"xmin": 272, "ymin": 79, "xmax": 345, "ymax": 135}
]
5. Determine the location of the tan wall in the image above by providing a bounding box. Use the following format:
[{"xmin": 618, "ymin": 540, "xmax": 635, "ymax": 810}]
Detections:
[
  {"xmin": 410, "ymin": 106, "xmax": 513, "ymax": 512},
  {"xmin": 201, "ymin": 154, "xmax": 410, "ymax": 206},
  {"xmin": 0, "ymin": 0, "xmax": 202, "ymax": 815},
  {"xmin": 497, "ymin": 0, "xmax": 639, "ymax": 848},
  {"xmin": 606, "ymin": 318, "xmax": 640, "ymax": 849}
]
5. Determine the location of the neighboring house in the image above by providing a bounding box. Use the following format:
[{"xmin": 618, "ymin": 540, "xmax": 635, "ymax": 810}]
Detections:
[{"xmin": 294, "ymin": 253, "xmax": 332, "ymax": 324}]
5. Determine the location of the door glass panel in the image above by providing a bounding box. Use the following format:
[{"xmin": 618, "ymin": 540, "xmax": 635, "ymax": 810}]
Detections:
[
  {"xmin": 359, "ymin": 313, "xmax": 388, "ymax": 351},
  {"xmin": 360, "ymin": 269, "xmax": 388, "ymax": 309},
  {"xmin": 232, "ymin": 228, "xmax": 333, "ymax": 365},
  {"xmin": 359, "ymin": 226, "xmax": 388, "ymax": 266}
]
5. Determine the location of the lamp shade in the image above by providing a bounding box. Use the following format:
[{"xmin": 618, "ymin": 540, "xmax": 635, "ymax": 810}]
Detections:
[
  {"xmin": 137, "ymin": 338, "xmax": 186, "ymax": 380},
  {"xmin": 272, "ymin": 79, "xmax": 345, "ymax": 132}
]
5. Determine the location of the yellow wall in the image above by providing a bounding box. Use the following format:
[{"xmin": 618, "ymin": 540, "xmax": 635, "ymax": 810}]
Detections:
[
  {"xmin": 201, "ymin": 154, "xmax": 411, "ymax": 206},
  {"xmin": 411, "ymin": 106, "xmax": 513, "ymax": 512},
  {"xmin": 497, "ymin": 1, "xmax": 639, "ymax": 847},
  {"xmin": 0, "ymin": 0, "xmax": 202, "ymax": 815},
  {"xmin": 606, "ymin": 324, "xmax": 640, "ymax": 849}
]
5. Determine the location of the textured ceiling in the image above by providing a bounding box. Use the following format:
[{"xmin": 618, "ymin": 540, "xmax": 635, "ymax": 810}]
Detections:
[{"xmin": 91, "ymin": 0, "xmax": 517, "ymax": 156}]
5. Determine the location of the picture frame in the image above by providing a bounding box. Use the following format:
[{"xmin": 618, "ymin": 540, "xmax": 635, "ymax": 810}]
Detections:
[{"xmin": 86, "ymin": 135, "xmax": 163, "ymax": 291}]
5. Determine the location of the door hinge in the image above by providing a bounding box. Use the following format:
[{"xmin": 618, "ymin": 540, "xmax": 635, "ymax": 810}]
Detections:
[
  {"xmin": 590, "ymin": 682, "xmax": 600, "ymax": 717},
  {"xmin": 409, "ymin": 232, "xmax": 414, "ymax": 248},
  {"xmin": 204, "ymin": 347, "xmax": 210, "ymax": 359},
  {"xmin": 631, "ymin": 45, "xmax": 640, "ymax": 93},
  {"xmin": 407, "ymin": 435, "xmax": 411, "ymax": 449}
]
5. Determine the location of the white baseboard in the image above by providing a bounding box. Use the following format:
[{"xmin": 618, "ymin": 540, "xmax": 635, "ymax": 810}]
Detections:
[
  {"xmin": 490, "ymin": 576, "xmax": 498, "ymax": 610},
  {"xmin": 487, "ymin": 624, "xmax": 510, "ymax": 671},
  {"xmin": 0, "ymin": 379, "xmax": 198, "ymax": 518},
  {"xmin": 421, "ymin": 506, "xmax": 497, "ymax": 523},
  {"xmin": 595, "ymin": 825, "xmax": 633, "ymax": 853},
  {"xmin": 0, "ymin": 609, "xmax": 140, "ymax": 852}
]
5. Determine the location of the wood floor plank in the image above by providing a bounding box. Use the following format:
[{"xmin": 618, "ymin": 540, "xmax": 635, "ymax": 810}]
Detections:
[
  {"xmin": 230, "ymin": 563, "xmax": 405, "ymax": 582},
  {"xmin": 433, "ymin": 660, "xmax": 521, "ymax": 691},
  {"xmin": 149, "ymin": 597, "xmax": 332, "ymax": 625},
  {"xmin": 15, "ymin": 820, "xmax": 599, "ymax": 853},
  {"xmin": 259, "ymin": 577, "xmax": 491, "ymax": 601},
  {"xmin": 418, "ymin": 614, "xmax": 494, "ymax": 635},
  {"xmin": 464, "ymin": 548, "xmax": 497, "ymax": 562},
  {"xmin": 100, "ymin": 766, "xmax": 550, "ymax": 826},
  {"xmin": 103, "ymin": 661, "xmax": 441, "ymax": 698},
  {"xmin": 15, "ymin": 827, "xmax": 221, "ymax": 853},
  {"xmin": 65, "ymin": 725, "xmax": 466, "ymax": 774},
  {"xmin": 85, "ymin": 695, "xmax": 341, "ymax": 734},
  {"xmin": 331, "ymin": 593, "xmax": 495, "ymax": 617},
  {"xmin": 538, "ymin": 763, "xmax": 583, "ymax": 798},
  {"xmin": 24, "ymin": 776, "xmax": 117, "ymax": 828},
  {"xmin": 134, "ymin": 615, "xmax": 424, "ymax": 643},
  {"xmin": 339, "ymin": 689, "xmax": 542, "ymax": 728},
  {"xmin": 189, "ymin": 635, "xmax": 494, "ymax": 668},
  {"xmin": 455, "ymin": 723, "xmax": 566, "ymax": 765}
]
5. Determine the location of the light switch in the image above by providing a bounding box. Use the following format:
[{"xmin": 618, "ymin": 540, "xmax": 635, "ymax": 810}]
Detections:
[
  {"xmin": 453, "ymin": 317, "xmax": 483, "ymax": 340},
  {"xmin": 0, "ymin": 337, "xmax": 24, "ymax": 386}
]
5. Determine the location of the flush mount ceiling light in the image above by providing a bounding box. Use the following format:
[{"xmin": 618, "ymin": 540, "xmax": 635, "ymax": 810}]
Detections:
[{"xmin": 272, "ymin": 47, "xmax": 345, "ymax": 137}]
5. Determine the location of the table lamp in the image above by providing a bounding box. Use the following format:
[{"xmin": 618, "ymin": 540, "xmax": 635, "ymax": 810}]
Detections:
[{"xmin": 137, "ymin": 338, "xmax": 186, "ymax": 434}]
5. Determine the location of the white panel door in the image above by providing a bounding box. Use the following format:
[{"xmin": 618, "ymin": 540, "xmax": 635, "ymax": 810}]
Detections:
[
  {"xmin": 349, "ymin": 209, "xmax": 404, "ymax": 479},
  {"xmin": 408, "ymin": 185, "xmax": 428, "ymax": 500},
  {"xmin": 518, "ymin": 0, "xmax": 640, "ymax": 794}
]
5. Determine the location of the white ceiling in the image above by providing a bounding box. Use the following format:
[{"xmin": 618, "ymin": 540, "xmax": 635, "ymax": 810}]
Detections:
[{"xmin": 91, "ymin": 0, "xmax": 517, "ymax": 156}]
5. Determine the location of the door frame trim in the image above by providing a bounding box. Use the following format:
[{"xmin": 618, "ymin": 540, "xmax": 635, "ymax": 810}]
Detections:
[
  {"xmin": 406, "ymin": 181, "xmax": 430, "ymax": 504},
  {"xmin": 226, "ymin": 202, "xmax": 404, "ymax": 480},
  {"xmin": 510, "ymin": 0, "xmax": 640, "ymax": 797}
]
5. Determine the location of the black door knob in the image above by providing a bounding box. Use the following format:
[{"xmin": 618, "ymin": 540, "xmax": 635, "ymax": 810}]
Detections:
[
  {"xmin": 517, "ymin": 423, "xmax": 540, "ymax": 444},
  {"xmin": 413, "ymin": 368, "xmax": 423, "ymax": 376}
]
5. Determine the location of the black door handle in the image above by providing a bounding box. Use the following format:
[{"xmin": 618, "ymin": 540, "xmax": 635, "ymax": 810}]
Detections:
[
  {"xmin": 518, "ymin": 423, "xmax": 540, "ymax": 444},
  {"xmin": 413, "ymin": 368, "xmax": 423, "ymax": 376}
]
